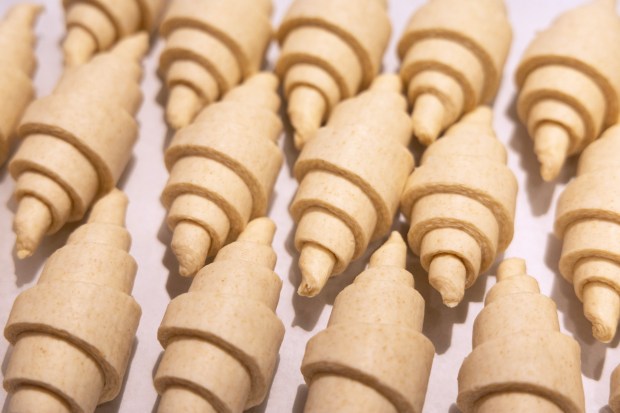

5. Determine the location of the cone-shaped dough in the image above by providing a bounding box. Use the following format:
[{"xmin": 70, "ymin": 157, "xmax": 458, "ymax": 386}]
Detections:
[
  {"xmin": 159, "ymin": 0, "xmax": 273, "ymax": 129},
  {"xmin": 554, "ymin": 124, "xmax": 620, "ymax": 343},
  {"xmin": 0, "ymin": 4, "xmax": 42, "ymax": 166},
  {"xmin": 61, "ymin": 0, "xmax": 165, "ymax": 65},
  {"xmin": 516, "ymin": 0, "xmax": 620, "ymax": 181},
  {"xmin": 457, "ymin": 258, "xmax": 585, "ymax": 413},
  {"xmin": 401, "ymin": 107, "xmax": 518, "ymax": 307},
  {"xmin": 9, "ymin": 34, "xmax": 147, "ymax": 259},
  {"xmin": 154, "ymin": 217, "xmax": 285, "ymax": 412},
  {"xmin": 3, "ymin": 189, "xmax": 141, "ymax": 413},
  {"xmin": 397, "ymin": 0, "xmax": 512, "ymax": 146},
  {"xmin": 291, "ymin": 74, "xmax": 414, "ymax": 297},
  {"xmin": 161, "ymin": 72, "xmax": 283, "ymax": 277},
  {"xmin": 301, "ymin": 232, "xmax": 435, "ymax": 413},
  {"xmin": 276, "ymin": 0, "xmax": 391, "ymax": 149}
]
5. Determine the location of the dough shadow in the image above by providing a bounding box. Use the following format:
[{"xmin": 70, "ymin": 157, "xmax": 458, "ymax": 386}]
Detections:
[
  {"xmin": 292, "ymin": 384, "xmax": 308, "ymax": 413},
  {"xmin": 449, "ymin": 403, "xmax": 462, "ymax": 413},
  {"xmin": 419, "ymin": 251, "xmax": 494, "ymax": 355},
  {"xmin": 505, "ymin": 97, "xmax": 576, "ymax": 217},
  {"xmin": 546, "ymin": 233, "xmax": 613, "ymax": 380},
  {"xmin": 278, "ymin": 84, "xmax": 299, "ymax": 178}
]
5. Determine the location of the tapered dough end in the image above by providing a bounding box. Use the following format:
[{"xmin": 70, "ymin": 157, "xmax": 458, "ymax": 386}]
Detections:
[
  {"xmin": 288, "ymin": 86, "xmax": 326, "ymax": 150},
  {"xmin": 8, "ymin": 385, "xmax": 71, "ymax": 413},
  {"xmin": 411, "ymin": 93, "xmax": 446, "ymax": 146},
  {"xmin": 534, "ymin": 123, "xmax": 570, "ymax": 182},
  {"xmin": 497, "ymin": 257, "xmax": 527, "ymax": 281},
  {"xmin": 298, "ymin": 243, "xmax": 336, "ymax": 297},
  {"xmin": 62, "ymin": 26, "xmax": 98, "ymax": 67},
  {"xmin": 166, "ymin": 85, "xmax": 202, "ymax": 130},
  {"xmin": 594, "ymin": 0, "xmax": 617, "ymax": 10},
  {"xmin": 111, "ymin": 32, "xmax": 149, "ymax": 62},
  {"xmin": 158, "ymin": 387, "xmax": 217, "ymax": 413},
  {"xmin": 369, "ymin": 232, "xmax": 407, "ymax": 269},
  {"xmin": 88, "ymin": 188, "xmax": 128, "ymax": 226},
  {"xmin": 13, "ymin": 195, "xmax": 52, "ymax": 259},
  {"xmin": 171, "ymin": 221, "xmax": 212, "ymax": 277},
  {"xmin": 6, "ymin": 3, "xmax": 43, "ymax": 26},
  {"xmin": 370, "ymin": 74, "xmax": 402, "ymax": 93},
  {"xmin": 237, "ymin": 217, "xmax": 276, "ymax": 246},
  {"xmin": 459, "ymin": 106, "xmax": 493, "ymax": 127},
  {"xmin": 583, "ymin": 282, "xmax": 620, "ymax": 343},
  {"xmin": 428, "ymin": 254, "xmax": 466, "ymax": 308}
]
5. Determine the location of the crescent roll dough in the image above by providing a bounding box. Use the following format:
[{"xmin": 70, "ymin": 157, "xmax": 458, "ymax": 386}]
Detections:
[
  {"xmin": 9, "ymin": 34, "xmax": 148, "ymax": 259},
  {"xmin": 458, "ymin": 258, "xmax": 585, "ymax": 413},
  {"xmin": 301, "ymin": 232, "xmax": 435, "ymax": 413},
  {"xmin": 275, "ymin": 0, "xmax": 391, "ymax": 149},
  {"xmin": 398, "ymin": 0, "xmax": 512, "ymax": 146},
  {"xmin": 161, "ymin": 73, "xmax": 283, "ymax": 277},
  {"xmin": 0, "ymin": 4, "xmax": 41, "ymax": 165},
  {"xmin": 516, "ymin": 0, "xmax": 620, "ymax": 181},
  {"xmin": 154, "ymin": 218, "xmax": 285, "ymax": 413},
  {"xmin": 3, "ymin": 189, "xmax": 141, "ymax": 413},
  {"xmin": 159, "ymin": 0, "xmax": 273, "ymax": 129},
  {"xmin": 61, "ymin": 0, "xmax": 165, "ymax": 65},
  {"xmin": 401, "ymin": 106, "xmax": 518, "ymax": 307},
  {"xmin": 555, "ymin": 124, "xmax": 620, "ymax": 343},
  {"xmin": 291, "ymin": 74, "xmax": 414, "ymax": 297}
]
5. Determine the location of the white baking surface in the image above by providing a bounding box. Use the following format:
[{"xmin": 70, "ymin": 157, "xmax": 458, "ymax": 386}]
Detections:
[{"xmin": 0, "ymin": 0, "xmax": 617, "ymax": 412}]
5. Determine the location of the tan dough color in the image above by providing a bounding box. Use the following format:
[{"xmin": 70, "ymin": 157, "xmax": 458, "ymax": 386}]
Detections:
[
  {"xmin": 154, "ymin": 218, "xmax": 285, "ymax": 413},
  {"xmin": 291, "ymin": 74, "xmax": 414, "ymax": 297},
  {"xmin": 554, "ymin": 124, "xmax": 620, "ymax": 343},
  {"xmin": 161, "ymin": 72, "xmax": 283, "ymax": 277},
  {"xmin": 0, "ymin": 4, "xmax": 41, "ymax": 166},
  {"xmin": 275, "ymin": 0, "xmax": 391, "ymax": 149},
  {"xmin": 159, "ymin": 0, "xmax": 273, "ymax": 129},
  {"xmin": 611, "ymin": 364, "xmax": 620, "ymax": 412},
  {"xmin": 516, "ymin": 0, "xmax": 620, "ymax": 181},
  {"xmin": 3, "ymin": 189, "xmax": 141, "ymax": 413},
  {"xmin": 400, "ymin": 107, "xmax": 518, "ymax": 307},
  {"xmin": 9, "ymin": 34, "xmax": 148, "ymax": 259},
  {"xmin": 397, "ymin": 0, "xmax": 512, "ymax": 146},
  {"xmin": 457, "ymin": 258, "xmax": 585, "ymax": 413},
  {"xmin": 301, "ymin": 232, "xmax": 435, "ymax": 413},
  {"xmin": 61, "ymin": 0, "xmax": 165, "ymax": 66}
]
